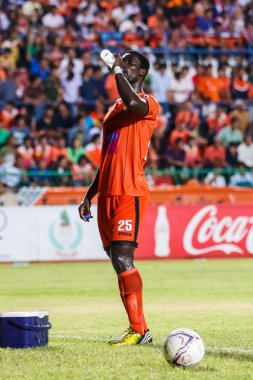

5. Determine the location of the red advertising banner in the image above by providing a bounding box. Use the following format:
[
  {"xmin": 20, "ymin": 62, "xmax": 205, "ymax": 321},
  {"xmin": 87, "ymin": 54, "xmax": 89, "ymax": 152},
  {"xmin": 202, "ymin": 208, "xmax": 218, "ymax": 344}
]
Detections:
[{"xmin": 137, "ymin": 205, "xmax": 253, "ymax": 260}]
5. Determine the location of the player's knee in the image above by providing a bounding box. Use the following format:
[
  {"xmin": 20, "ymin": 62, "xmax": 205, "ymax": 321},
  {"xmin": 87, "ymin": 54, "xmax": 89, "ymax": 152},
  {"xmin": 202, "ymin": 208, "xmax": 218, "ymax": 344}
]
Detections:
[
  {"xmin": 111, "ymin": 253, "xmax": 134, "ymax": 274},
  {"xmin": 110, "ymin": 244, "xmax": 135, "ymax": 274}
]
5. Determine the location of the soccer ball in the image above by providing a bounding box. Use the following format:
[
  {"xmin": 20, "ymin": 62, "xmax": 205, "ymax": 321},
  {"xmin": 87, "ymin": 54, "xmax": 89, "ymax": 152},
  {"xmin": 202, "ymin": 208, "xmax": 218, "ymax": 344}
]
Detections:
[{"xmin": 163, "ymin": 328, "xmax": 205, "ymax": 367}]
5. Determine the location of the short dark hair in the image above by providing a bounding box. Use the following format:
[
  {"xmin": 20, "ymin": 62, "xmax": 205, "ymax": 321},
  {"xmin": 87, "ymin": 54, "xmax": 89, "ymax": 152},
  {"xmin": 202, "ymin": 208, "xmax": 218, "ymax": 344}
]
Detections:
[{"xmin": 126, "ymin": 50, "xmax": 150, "ymax": 77}]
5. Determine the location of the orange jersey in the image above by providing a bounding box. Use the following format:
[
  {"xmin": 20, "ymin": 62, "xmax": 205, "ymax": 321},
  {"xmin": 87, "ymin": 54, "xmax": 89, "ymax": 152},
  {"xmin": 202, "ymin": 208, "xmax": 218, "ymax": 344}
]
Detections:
[{"xmin": 98, "ymin": 93, "xmax": 159, "ymax": 196}]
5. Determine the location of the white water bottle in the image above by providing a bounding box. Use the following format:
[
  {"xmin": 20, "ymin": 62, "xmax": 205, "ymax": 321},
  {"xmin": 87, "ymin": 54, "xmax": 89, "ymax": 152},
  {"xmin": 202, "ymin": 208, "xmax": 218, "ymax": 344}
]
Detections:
[
  {"xmin": 100, "ymin": 49, "xmax": 115, "ymax": 69},
  {"xmin": 154, "ymin": 206, "xmax": 170, "ymax": 257}
]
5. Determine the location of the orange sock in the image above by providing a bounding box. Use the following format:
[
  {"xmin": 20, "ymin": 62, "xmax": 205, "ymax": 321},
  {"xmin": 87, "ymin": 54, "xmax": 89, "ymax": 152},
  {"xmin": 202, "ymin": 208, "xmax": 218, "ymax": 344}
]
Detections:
[{"xmin": 117, "ymin": 268, "xmax": 147, "ymax": 335}]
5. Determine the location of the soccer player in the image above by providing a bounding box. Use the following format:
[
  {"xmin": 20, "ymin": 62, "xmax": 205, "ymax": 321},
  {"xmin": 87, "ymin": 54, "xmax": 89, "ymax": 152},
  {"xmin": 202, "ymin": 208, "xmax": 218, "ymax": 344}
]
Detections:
[{"xmin": 78, "ymin": 51, "xmax": 159, "ymax": 346}]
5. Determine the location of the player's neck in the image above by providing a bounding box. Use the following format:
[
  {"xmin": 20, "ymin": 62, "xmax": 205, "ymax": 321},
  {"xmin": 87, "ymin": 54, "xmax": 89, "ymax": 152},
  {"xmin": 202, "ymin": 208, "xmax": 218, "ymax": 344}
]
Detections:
[{"xmin": 131, "ymin": 82, "xmax": 144, "ymax": 93}]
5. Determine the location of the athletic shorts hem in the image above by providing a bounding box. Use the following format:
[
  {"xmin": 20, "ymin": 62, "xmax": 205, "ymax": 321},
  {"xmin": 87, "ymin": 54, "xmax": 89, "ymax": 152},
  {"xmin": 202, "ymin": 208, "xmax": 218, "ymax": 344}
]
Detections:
[{"xmin": 110, "ymin": 240, "xmax": 138, "ymax": 248}]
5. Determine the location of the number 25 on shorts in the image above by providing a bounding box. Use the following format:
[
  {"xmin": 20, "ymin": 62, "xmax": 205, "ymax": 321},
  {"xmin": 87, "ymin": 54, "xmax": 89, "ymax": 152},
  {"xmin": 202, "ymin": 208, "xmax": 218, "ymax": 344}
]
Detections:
[{"xmin": 118, "ymin": 220, "xmax": 133, "ymax": 232}]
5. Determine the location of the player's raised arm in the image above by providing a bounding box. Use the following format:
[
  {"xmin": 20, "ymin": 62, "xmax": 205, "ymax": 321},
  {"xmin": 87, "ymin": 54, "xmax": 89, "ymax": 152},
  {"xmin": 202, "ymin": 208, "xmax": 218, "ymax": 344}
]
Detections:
[
  {"xmin": 78, "ymin": 169, "xmax": 99, "ymax": 222},
  {"xmin": 111, "ymin": 53, "xmax": 149, "ymax": 116}
]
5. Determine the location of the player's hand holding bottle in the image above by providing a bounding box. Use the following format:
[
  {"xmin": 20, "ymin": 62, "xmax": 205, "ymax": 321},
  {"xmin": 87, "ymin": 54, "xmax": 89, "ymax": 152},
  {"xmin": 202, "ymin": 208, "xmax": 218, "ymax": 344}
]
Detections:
[{"xmin": 78, "ymin": 197, "xmax": 93, "ymax": 222}]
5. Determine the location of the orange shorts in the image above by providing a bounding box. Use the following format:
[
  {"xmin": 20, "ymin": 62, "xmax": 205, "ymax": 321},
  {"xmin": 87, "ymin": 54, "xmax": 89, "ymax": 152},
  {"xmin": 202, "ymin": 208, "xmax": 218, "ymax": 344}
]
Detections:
[{"xmin": 97, "ymin": 195, "xmax": 149, "ymax": 249}]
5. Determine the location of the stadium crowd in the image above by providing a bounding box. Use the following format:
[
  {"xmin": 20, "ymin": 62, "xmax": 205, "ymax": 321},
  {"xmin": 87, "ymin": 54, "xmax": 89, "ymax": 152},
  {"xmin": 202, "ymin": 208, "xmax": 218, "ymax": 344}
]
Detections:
[{"xmin": 1, "ymin": 0, "xmax": 253, "ymax": 189}]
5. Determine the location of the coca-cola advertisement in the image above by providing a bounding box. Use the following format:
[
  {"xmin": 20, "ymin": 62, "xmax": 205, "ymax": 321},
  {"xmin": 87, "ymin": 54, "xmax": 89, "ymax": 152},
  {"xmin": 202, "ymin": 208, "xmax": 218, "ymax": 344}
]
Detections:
[{"xmin": 137, "ymin": 205, "xmax": 253, "ymax": 259}]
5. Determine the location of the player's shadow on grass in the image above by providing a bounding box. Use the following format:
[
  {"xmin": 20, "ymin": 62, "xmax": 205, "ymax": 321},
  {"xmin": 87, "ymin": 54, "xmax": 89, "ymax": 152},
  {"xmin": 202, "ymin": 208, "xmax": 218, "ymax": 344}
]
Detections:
[{"xmin": 207, "ymin": 350, "xmax": 253, "ymax": 363}]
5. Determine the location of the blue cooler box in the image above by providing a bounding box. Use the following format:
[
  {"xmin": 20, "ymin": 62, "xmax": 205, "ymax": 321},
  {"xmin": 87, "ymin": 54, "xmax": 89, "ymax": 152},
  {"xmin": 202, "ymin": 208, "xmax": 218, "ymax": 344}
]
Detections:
[{"xmin": 0, "ymin": 311, "xmax": 52, "ymax": 348}]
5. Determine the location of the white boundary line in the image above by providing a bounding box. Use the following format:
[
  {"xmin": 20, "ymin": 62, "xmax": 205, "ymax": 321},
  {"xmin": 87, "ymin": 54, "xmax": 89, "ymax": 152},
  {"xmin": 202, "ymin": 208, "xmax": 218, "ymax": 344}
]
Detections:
[{"xmin": 50, "ymin": 334, "xmax": 253, "ymax": 354}]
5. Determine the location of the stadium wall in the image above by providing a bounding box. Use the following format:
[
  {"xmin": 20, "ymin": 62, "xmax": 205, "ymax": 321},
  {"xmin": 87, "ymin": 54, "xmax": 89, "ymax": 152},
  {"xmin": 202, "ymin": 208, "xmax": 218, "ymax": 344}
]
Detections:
[{"xmin": 1, "ymin": 204, "xmax": 253, "ymax": 262}]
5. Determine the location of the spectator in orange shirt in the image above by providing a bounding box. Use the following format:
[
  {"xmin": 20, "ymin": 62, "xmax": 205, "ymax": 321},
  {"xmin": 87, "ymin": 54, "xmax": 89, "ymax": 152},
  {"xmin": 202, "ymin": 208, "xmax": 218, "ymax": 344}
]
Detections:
[
  {"xmin": 170, "ymin": 120, "xmax": 192, "ymax": 145},
  {"xmin": 50, "ymin": 136, "xmax": 68, "ymax": 162},
  {"xmin": 0, "ymin": 101, "xmax": 18, "ymax": 129},
  {"xmin": 147, "ymin": 6, "xmax": 169, "ymax": 31},
  {"xmin": 217, "ymin": 65, "xmax": 231, "ymax": 103},
  {"xmin": 147, "ymin": 6, "xmax": 169, "ymax": 48},
  {"xmin": 34, "ymin": 135, "xmax": 52, "ymax": 167},
  {"xmin": 198, "ymin": 64, "xmax": 221, "ymax": 101},
  {"xmin": 203, "ymin": 138, "xmax": 227, "ymax": 168},
  {"xmin": 175, "ymin": 101, "xmax": 199, "ymax": 131}
]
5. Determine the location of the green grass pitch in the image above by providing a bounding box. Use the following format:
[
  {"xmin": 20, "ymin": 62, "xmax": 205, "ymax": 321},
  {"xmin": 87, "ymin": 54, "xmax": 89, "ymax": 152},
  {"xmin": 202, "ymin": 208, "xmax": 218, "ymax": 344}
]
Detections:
[{"xmin": 0, "ymin": 259, "xmax": 253, "ymax": 380}]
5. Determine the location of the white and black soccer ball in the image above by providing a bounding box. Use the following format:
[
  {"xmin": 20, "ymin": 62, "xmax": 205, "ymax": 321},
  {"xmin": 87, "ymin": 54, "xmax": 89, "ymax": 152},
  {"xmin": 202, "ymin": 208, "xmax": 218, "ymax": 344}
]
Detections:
[{"xmin": 163, "ymin": 328, "xmax": 205, "ymax": 367}]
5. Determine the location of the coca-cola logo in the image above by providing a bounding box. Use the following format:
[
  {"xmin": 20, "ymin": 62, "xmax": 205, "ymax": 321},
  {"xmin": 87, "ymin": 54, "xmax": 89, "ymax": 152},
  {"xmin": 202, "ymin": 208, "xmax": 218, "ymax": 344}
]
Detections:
[{"xmin": 183, "ymin": 205, "xmax": 253, "ymax": 255}]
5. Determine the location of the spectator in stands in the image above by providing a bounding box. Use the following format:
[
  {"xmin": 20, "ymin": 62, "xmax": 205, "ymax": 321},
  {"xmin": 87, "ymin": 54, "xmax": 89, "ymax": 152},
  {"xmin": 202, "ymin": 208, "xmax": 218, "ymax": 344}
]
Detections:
[
  {"xmin": 183, "ymin": 136, "xmax": 202, "ymax": 169},
  {"xmin": 26, "ymin": 34, "xmax": 45, "ymax": 61},
  {"xmin": 29, "ymin": 56, "xmax": 50, "ymax": 81},
  {"xmin": 76, "ymin": 6, "xmax": 93, "ymax": 35},
  {"xmin": 71, "ymin": 154, "xmax": 94, "ymax": 186},
  {"xmin": 229, "ymin": 99, "xmax": 251, "ymax": 132},
  {"xmin": 93, "ymin": 66, "xmax": 106, "ymax": 99},
  {"xmin": 207, "ymin": 106, "xmax": 230, "ymax": 143},
  {"xmin": 204, "ymin": 167, "xmax": 227, "ymax": 187},
  {"xmin": 0, "ymin": 68, "xmax": 17, "ymax": 103},
  {"xmin": 196, "ymin": 8, "xmax": 215, "ymax": 32},
  {"xmin": 0, "ymin": 8, "xmax": 10, "ymax": 31},
  {"xmin": 51, "ymin": 155, "xmax": 72, "ymax": 186},
  {"xmin": 226, "ymin": 143, "xmax": 240, "ymax": 168},
  {"xmin": 229, "ymin": 164, "xmax": 253, "ymax": 187},
  {"xmin": 217, "ymin": 65, "xmax": 231, "ymax": 103},
  {"xmin": 23, "ymin": 74, "xmax": 45, "ymax": 116},
  {"xmin": 61, "ymin": 61, "xmax": 82, "ymax": 115},
  {"xmin": 237, "ymin": 135, "xmax": 253, "ymax": 168},
  {"xmin": 43, "ymin": 66, "xmax": 63, "ymax": 104},
  {"xmin": 79, "ymin": 66, "xmax": 96, "ymax": 106},
  {"xmin": 50, "ymin": 136, "xmax": 67, "ymax": 163},
  {"xmin": 169, "ymin": 66, "xmax": 194, "ymax": 104},
  {"xmin": 10, "ymin": 115, "xmax": 31, "ymax": 146},
  {"xmin": 216, "ymin": 117, "xmax": 243, "ymax": 147},
  {"xmin": 34, "ymin": 135, "xmax": 52, "ymax": 167},
  {"xmin": 198, "ymin": 64, "xmax": 221, "ymax": 102},
  {"xmin": 30, "ymin": 159, "xmax": 51, "ymax": 186},
  {"xmin": 150, "ymin": 62, "xmax": 171, "ymax": 112},
  {"xmin": 0, "ymin": 135, "xmax": 17, "ymax": 165},
  {"xmin": 232, "ymin": 66, "xmax": 250, "ymax": 100},
  {"xmin": 36, "ymin": 106, "xmax": 58, "ymax": 139},
  {"xmin": 42, "ymin": 6, "xmax": 65, "ymax": 32},
  {"xmin": 170, "ymin": 120, "xmax": 192, "ymax": 145},
  {"xmin": 67, "ymin": 137, "xmax": 85, "ymax": 164},
  {"xmin": 175, "ymin": 101, "xmax": 199, "ymax": 132},
  {"xmin": 203, "ymin": 138, "xmax": 227, "ymax": 168},
  {"xmin": 152, "ymin": 105, "xmax": 167, "ymax": 152},
  {"xmin": 0, "ymin": 154, "xmax": 28, "ymax": 189},
  {"xmin": 111, "ymin": 1, "xmax": 132, "ymax": 27},
  {"xmin": 17, "ymin": 136, "xmax": 35, "ymax": 169},
  {"xmin": 0, "ymin": 120, "xmax": 9, "ymax": 148},
  {"xmin": 164, "ymin": 137, "xmax": 186, "ymax": 169},
  {"xmin": 0, "ymin": 101, "xmax": 18, "ymax": 129},
  {"xmin": 59, "ymin": 47, "xmax": 84, "ymax": 77},
  {"xmin": 53, "ymin": 102, "xmax": 75, "ymax": 141},
  {"xmin": 68, "ymin": 113, "xmax": 94, "ymax": 147}
]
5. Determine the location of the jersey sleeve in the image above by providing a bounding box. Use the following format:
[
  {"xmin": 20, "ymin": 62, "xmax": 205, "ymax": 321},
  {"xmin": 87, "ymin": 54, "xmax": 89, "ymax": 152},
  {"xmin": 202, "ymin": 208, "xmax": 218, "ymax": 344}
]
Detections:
[{"xmin": 142, "ymin": 94, "xmax": 159, "ymax": 127}]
